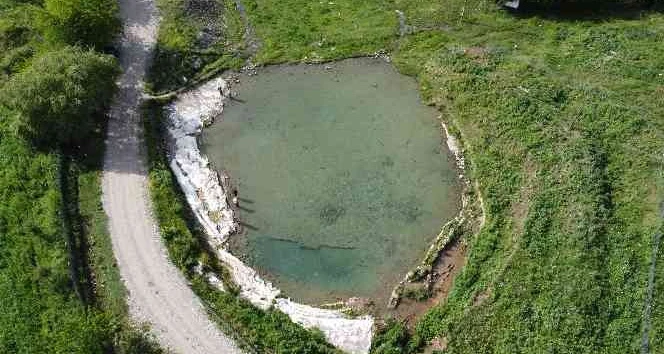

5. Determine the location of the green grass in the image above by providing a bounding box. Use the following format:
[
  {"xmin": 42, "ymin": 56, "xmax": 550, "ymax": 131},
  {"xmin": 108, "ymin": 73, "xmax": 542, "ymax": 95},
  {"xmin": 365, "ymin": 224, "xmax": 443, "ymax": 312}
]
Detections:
[
  {"xmin": 0, "ymin": 1, "xmax": 165, "ymax": 352},
  {"xmin": 393, "ymin": 5, "xmax": 664, "ymax": 353},
  {"xmin": 242, "ymin": 0, "xmax": 398, "ymax": 63},
  {"xmin": 652, "ymin": 224, "xmax": 664, "ymax": 351},
  {"xmin": 0, "ymin": 122, "xmax": 114, "ymax": 353},
  {"xmin": 150, "ymin": 0, "xmax": 664, "ymax": 352}
]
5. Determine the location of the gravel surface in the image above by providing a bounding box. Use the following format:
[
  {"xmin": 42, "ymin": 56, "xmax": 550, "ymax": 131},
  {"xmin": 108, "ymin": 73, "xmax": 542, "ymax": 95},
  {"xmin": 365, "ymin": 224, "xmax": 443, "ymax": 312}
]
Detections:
[{"xmin": 101, "ymin": 0, "xmax": 242, "ymax": 352}]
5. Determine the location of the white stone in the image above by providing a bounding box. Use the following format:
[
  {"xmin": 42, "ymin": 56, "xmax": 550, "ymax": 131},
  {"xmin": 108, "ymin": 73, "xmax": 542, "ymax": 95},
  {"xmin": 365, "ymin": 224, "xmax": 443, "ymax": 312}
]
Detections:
[{"xmin": 165, "ymin": 77, "xmax": 374, "ymax": 354}]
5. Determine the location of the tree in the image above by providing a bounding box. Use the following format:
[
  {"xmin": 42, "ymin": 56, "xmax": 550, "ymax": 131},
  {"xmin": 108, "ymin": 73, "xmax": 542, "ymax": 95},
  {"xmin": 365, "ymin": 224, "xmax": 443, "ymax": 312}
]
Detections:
[
  {"xmin": 41, "ymin": 0, "xmax": 119, "ymax": 49},
  {"xmin": 517, "ymin": 0, "xmax": 661, "ymax": 7},
  {"xmin": 0, "ymin": 46, "xmax": 119, "ymax": 149}
]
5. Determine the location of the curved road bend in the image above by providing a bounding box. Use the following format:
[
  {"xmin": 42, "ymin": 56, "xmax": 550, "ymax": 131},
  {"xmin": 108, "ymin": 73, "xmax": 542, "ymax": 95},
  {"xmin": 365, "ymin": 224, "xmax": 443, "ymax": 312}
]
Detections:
[{"xmin": 102, "ymin": 0, "xmax": 241, "ymax": 352}]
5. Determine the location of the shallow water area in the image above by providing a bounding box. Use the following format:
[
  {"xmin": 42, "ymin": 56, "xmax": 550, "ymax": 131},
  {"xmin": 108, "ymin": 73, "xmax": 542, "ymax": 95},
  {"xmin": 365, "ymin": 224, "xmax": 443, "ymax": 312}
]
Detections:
[{"xmin": 201, "ymin": 58, "xmax": 461, "ymax": 306}]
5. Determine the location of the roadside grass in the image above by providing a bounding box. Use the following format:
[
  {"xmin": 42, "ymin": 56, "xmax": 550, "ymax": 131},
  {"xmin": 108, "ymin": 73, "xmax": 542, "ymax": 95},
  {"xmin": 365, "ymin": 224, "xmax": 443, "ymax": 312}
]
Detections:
[
  {"xmin": 75, "ymin": 127, "xmax": 166, "ymax": 353},
  {"xmin": 141, "ymin": 100, "xmax": 341, "ymax": 353},
  {"xmin": 78, "ymin": 167, "xmax": 126, "ymax": 317},
  {"xmin": 148, "ymin": 0, "xmax": 664, "ymax": 352},
  {"xmin": 0, "ymin": 120, "xmax": 111, "ymax": 353},
  {"xmin": 652, "ymin": 223, "xmax": 664, "ymax": 351}
]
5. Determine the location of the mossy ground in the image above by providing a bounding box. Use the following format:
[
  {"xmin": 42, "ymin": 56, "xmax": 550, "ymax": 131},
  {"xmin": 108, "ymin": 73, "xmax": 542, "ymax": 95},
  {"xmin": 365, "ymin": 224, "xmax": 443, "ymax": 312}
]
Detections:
[{"xmin": 151, "ymin": 0, "xmax": 664, "ymax": 352}]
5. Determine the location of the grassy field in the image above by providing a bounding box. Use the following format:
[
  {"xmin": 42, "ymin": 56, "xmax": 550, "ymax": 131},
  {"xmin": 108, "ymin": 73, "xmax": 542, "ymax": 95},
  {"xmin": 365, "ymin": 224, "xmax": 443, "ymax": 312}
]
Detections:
[
  {"xmin": 396, "ymin": 6, "xmax": 664, "ymax": 353},
  {"xmin": 0, "ymin": 1, "xmax": 112, "ymax": 352},
  {"xmin": 151, "ymin": 0, "xmax": 664, "ymax": 353},
  {"xmin": 241, "ymin": 0, "xmax": 397, "ymax": 63}
]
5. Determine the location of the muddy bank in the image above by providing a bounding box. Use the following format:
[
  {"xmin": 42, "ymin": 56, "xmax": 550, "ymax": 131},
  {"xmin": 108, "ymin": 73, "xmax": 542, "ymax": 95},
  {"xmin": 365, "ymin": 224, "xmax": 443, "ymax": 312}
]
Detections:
[{"xmin": 386, "ymin": 118, "xmax": 486, "ymax": 317}]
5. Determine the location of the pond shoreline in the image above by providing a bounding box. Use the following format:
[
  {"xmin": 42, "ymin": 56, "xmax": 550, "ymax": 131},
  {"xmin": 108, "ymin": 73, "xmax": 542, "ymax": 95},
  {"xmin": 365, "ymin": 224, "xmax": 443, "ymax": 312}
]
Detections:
[
  {"xmin": 165, "ymin": 77, "xmax": 373, "ymax": 354},
  {"xmin": 163, "ymin": 58, "xmax": 484, "ymax": 352},
  {"xmin": 386, "ymin": 119, "xmax": 485, "ymax": 313}
]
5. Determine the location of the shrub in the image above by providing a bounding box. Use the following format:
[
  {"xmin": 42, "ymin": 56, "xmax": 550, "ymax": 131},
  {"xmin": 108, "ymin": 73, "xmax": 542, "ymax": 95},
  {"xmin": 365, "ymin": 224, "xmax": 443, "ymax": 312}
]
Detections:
[
  {"xmin": 41, "ymin": 0, "xmax": 119, "ymax": 48},
  {"xmin": 1, "ymin": 46, "xmax": 119, "ymax": 149},
  {"xmin": 520, "ymin": 0, "xmax": 662, "ymax": 9},
  {"xmin": 403, "ymin": 286, "xmax": 432, "ymax": 302},
  {"xmin": 371, "ymin": 320, "xmax": 410, "ymax": 354}
]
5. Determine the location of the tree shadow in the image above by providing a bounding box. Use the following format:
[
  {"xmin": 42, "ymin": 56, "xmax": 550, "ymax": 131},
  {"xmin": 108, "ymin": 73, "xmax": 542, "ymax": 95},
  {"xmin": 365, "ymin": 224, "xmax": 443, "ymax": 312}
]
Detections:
[
  {"xmin": 238, "ymin": 220, "xmax": 259, "ymax": 231},
  {"xmin": 237, "ymin": 205, "xmax": 255, "ymax": 213},
  {"xmin": 509, "ymin": 1, "xmax": 663, "ymax": 22},
  {"xmin": 238, "ymin": 197, "xmax": 254, "ymax": 204}
]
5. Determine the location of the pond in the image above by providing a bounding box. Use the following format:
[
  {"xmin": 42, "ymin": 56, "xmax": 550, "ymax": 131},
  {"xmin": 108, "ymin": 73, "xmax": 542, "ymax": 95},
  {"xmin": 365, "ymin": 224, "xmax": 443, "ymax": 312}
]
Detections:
[{"xmin": 201, "ymin": 58, "xmax": 461, "ymax": 305}]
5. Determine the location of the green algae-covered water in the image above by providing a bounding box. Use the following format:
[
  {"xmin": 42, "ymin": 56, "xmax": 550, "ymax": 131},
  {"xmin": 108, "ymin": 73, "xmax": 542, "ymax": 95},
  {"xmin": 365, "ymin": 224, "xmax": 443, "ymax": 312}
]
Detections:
[{"xmin": 201, "ymin": 58, "xmax": 461, "ymax": 304}]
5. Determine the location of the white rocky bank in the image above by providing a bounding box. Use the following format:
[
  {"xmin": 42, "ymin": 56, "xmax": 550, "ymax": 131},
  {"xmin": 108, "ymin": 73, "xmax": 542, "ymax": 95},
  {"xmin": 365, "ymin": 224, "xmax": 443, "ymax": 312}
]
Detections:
[{"xmin": 164, "ymin": 78, "xmax": 373, "ymax": 354}]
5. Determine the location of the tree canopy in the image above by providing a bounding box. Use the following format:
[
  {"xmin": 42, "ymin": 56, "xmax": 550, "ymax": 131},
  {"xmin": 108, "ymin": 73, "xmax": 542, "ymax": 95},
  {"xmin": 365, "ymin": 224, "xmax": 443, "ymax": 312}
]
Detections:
[
  {"xmin": 1, "ymin": 46, "xmax": 119, "ymax": 149},
  {"xmin": 41, "ymin": 0, "xmax": 119, "ymax": 49}
]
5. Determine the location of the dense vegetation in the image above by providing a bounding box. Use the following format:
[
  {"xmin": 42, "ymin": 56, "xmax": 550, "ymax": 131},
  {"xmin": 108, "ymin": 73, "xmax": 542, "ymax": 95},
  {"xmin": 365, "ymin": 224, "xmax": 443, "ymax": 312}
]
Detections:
[
  {"xmin": 41, "ymin": 0, "xmax": 120, "ymax": 49},
  {"xmin": 3, "ymin": 47, "xmax": 118, "ymax": 148},
  {"xmin": 151, "ymin": 0, "xmax": 664, "ymax": 353},
  {"xmin": 0, "ymin": 0, "xmax": 162, "ymax": 352},
  {"xmin": 371, "ymin": 320, "xmax": 410, "ymax": 354}
]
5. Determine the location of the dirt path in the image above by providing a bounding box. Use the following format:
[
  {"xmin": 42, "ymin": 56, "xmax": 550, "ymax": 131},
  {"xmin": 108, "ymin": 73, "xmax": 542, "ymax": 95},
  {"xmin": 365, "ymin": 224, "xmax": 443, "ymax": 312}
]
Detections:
[
  {"xmin": 101, "ymin": 0, "xmax": 241, "ymax": 352},
  {"xmin": 233, "ymin": 0, "xmax": 260, "ymax": 57},
  {"xmin": 390, "ymin": 238, "xmax": 467, "ymax": 325}
]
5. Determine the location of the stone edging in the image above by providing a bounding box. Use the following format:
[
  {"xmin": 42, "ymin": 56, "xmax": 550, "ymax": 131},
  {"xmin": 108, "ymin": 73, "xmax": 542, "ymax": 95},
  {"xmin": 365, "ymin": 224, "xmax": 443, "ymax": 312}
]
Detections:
[{"xmin": 164, "ymin": 77, "xmax": 373, "ymax": 354}]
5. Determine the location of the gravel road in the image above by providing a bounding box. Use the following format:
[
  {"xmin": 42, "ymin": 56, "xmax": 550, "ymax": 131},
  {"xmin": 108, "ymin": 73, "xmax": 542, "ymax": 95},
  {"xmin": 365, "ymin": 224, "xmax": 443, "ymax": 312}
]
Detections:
[{"xmin": 102, "ymin": 0, "xmax": 242, "ymax": 352}]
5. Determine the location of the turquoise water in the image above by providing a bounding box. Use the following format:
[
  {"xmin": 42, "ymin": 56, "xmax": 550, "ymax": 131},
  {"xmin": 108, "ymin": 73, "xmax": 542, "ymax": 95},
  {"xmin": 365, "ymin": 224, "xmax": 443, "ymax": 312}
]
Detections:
[{"xmin": 201, "ymin": 58, "xmax": 461, "ymax": 304}]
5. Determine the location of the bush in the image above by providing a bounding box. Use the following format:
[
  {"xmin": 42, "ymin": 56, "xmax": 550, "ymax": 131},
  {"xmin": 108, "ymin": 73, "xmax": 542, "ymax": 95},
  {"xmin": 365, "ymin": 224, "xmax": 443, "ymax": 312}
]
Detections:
[
  {"xmin": 1, "ymin": 46, "xmax": 119, "ymax": 149},
  {"xmin": 403, "ymin": 286, "xmax": 432, "ymax": 302},
  {"xmin": 520, "ymin": 0, "xmax": 662, "ymax": 9},
  {"xmin": 115, "ymin": 325, "xmax": 165, "ymax": 354},
  {"xmin": 371, "ymin": 320, "xmax": 410, "ymax": 354},
  {"xmin": 41, "ymin": 0, "xmax": 119, "ymax": 48}
]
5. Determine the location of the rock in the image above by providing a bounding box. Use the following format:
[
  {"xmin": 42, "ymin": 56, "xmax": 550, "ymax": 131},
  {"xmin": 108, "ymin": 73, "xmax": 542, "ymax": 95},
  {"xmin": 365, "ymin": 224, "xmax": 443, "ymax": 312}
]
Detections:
[
  {"xmin": 387, "ymin": 283, "xmax": 404, "ymax": 309},
  {"xmin": 430, "ymin": 336, "xmax": 448, "ymax": 351},
  {"xmin": 345, "ymin": 297, "xmax": 373, "ymax": 312},
  {"xmin": 193, "ymin": 57, "xmax": 202, "ymax": 70}
]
